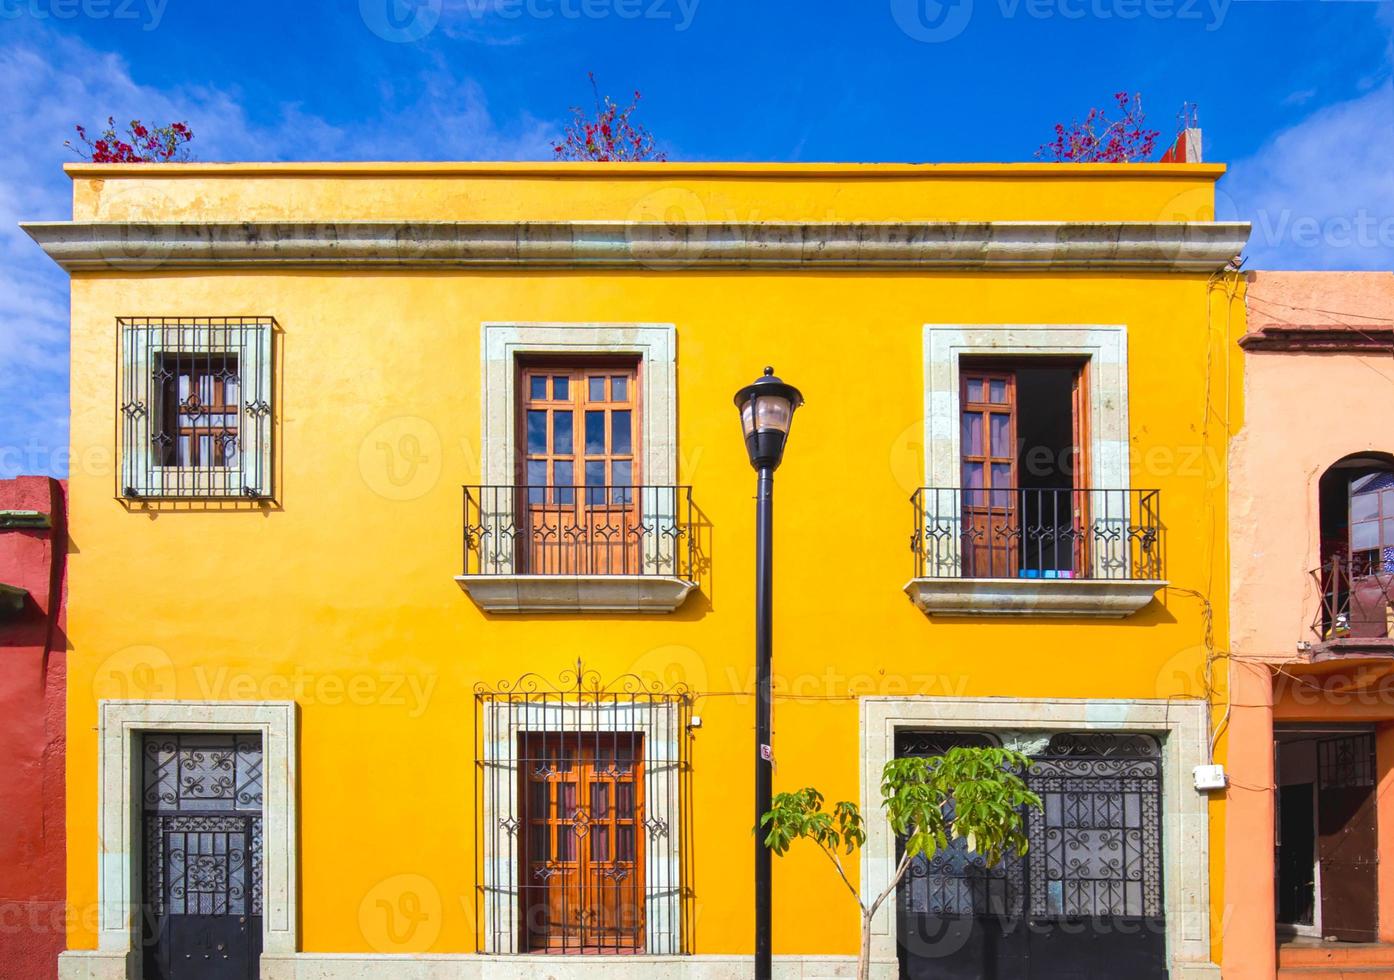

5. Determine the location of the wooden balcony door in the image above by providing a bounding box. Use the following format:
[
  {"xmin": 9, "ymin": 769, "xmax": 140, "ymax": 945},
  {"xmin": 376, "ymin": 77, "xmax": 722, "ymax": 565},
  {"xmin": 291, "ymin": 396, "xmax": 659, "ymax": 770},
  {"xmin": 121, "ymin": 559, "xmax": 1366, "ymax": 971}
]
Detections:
[
  {"xmin": 958, "ymin": 362, "xmax": 1090, "ymax": 579},
  {"xmin": 960, "ymin": 369, "xmax": 1018, "ymax": 577},
  {"xmin": 518, "ymin": 363, "xmax": 641, "ymax": 575},
  {"xmin": 520, "ymin": 733, "xmax": 646, "ymax": 952}
]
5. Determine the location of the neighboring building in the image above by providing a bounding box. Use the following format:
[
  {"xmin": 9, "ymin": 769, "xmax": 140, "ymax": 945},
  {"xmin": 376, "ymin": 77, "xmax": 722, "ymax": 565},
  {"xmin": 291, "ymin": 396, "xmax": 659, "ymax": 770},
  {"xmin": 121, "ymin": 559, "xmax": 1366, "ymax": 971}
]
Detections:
[
  {"xmin": 0, "ymin": 476, "xmax": 68, "ymax": 980},
  {"xmin": 1226, "ymin": 271, "xmax": 1394, "ymax": 979},
  {"xmin": 26, "ymin": 160, "xmax": 1249, "ymax": 980}
]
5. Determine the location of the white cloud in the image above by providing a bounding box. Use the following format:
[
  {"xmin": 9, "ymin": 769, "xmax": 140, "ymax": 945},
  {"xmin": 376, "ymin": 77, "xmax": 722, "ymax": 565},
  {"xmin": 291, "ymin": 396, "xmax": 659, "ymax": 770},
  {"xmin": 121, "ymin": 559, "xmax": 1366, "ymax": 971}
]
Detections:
[
  {"xmin": 1224, "ymin": 81, "xmax": 1394, "ymax": 270},
  {"xmin": 1222, "ymin": 8, "xmax": 1394, "ymax": 271},
  {"xmin": 0, "ymin": 25, "xmax": 555, "ymax": 477}
]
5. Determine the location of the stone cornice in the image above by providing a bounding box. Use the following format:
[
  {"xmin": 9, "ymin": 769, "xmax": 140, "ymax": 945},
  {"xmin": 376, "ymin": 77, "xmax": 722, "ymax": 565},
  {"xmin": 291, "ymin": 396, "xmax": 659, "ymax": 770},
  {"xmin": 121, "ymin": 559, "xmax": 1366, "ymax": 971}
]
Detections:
[{"xmin": 22, "ymin": 220, "xmax": 1250, "ymax": 273}]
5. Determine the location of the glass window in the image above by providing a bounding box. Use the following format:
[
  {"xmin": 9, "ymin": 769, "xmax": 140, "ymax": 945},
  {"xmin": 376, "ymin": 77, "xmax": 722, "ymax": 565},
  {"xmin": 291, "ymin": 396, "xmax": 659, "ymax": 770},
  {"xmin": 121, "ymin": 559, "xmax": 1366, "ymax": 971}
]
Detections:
[
  {"xmin": 611, "ymin": 411, "xmax": 632, "ymax": 456},
  {"xmin": 530, "ymin": 376, "xmax": 548, "ymax": 400}
]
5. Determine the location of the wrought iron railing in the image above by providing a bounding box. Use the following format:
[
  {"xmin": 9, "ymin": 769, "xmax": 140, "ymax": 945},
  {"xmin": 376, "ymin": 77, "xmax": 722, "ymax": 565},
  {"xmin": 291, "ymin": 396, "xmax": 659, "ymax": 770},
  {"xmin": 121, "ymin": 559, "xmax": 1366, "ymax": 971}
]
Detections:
[
  {"xmin": 463, "ymin": 485, "xmax": 697, "ymax": 581},
  {"xmin": 911, "ymin": 487, "xmax": 1164, "ymax": 581},
  {"xmin": 474, "ymin": 662, "xmax": 691, "ymax": 955},
  {"xmin": 1311, "ymin": 554, "xmax": 1394, "ymax": 642}
]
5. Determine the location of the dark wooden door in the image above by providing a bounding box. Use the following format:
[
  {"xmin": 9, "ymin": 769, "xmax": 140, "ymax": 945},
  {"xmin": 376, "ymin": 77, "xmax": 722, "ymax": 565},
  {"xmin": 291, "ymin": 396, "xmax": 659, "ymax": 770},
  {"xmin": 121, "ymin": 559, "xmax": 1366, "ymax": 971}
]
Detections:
[
  {"xmin": 520, "ymin": 733, "xmax": 645, "ymax": 952},
  {"xmin": 519, "ymin": 364, "xmax": 641, "ymax": 575},
  {"xmin": 960, "ymin": 370, "xmax": 1017, "ymax": 578},
  {"xmin": 1317, "ymin": 733, "xmax": 1379, "ymax": 942}
]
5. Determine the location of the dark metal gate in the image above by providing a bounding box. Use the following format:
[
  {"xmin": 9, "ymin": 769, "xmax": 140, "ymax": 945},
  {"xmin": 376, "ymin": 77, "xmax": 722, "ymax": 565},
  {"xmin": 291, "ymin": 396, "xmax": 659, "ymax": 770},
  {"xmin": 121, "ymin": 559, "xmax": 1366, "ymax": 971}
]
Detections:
[
  {"xmin": 141, "ymin": 733, "xmax": 263, "ymax": 980},
  {"xmin": 897, "ymin": 731, "xmax": 1167, "ymax": 980}
]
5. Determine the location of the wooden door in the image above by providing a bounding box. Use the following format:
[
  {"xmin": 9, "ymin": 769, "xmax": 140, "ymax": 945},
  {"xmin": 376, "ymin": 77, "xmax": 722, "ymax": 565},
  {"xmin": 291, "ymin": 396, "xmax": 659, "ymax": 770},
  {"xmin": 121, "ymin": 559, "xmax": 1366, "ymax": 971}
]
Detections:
[
  {"xmin": 518, "ymin": 364, "xmax": 641, "ymax": 575},
  {"xmin": 960, "ymin": 369, "xmax": 1017, "ymax": 577},
  {"xmin": 520, "ymin": 734, "xmax": 645, "ymax": 952},
  {"xmin": 1317, "ymin": 733, "xmax": 1379, "ymax": 942}
]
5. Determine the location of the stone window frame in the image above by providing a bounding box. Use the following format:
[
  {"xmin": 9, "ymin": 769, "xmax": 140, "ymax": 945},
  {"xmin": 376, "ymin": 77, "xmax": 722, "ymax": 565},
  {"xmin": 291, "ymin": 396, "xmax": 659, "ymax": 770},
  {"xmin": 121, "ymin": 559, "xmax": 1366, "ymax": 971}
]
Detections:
[
  {"xmin": 89, "ymin": 700, "xmax": 297, "ymax": 965},
  {"xmin": 923, "ymin": 323, "xmax": 1130, "ymax": 501},
  {"xmin": 860, "ymin": 697, "xmax": 1215, "ymax": 979},
  {"xmin": 480, "ymin": 322, "xmax": 677, "ymax": 489}
]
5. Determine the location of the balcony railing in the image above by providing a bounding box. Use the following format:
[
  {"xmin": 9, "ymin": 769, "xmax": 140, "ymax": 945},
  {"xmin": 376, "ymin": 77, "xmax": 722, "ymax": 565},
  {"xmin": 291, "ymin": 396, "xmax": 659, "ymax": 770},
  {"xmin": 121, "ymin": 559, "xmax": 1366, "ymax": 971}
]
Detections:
[
  {"xmin": 463, "ymin": 485, "xmax": 696, "ymax": 582},
  {"xmin": 1311, "ymin": 555, "xmax": 1394, "ymax": 643},
  {"xmin": 911, "ymin": 487, "xmax": 1164, "ymax": 581}
]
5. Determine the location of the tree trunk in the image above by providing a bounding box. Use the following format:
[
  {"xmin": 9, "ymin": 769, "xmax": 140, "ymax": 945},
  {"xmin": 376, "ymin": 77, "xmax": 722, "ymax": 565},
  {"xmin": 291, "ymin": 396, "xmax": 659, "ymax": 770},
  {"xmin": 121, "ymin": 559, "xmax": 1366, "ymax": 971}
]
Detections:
[{"xmin": 858, "ymin": 909, "xmax": 874, "ymax": 980}]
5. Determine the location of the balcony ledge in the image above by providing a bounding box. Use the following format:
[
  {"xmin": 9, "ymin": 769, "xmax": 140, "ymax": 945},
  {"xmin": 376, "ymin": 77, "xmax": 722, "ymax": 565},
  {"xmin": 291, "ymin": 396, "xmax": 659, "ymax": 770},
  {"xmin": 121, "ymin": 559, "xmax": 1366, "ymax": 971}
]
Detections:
[
  {"xmin": 904, "ymin": 577, "xmax": 1167, "ymax": 618},
  {"xmin": 456, "ymin": 574, "xmax": 696, "ymax": 614}
]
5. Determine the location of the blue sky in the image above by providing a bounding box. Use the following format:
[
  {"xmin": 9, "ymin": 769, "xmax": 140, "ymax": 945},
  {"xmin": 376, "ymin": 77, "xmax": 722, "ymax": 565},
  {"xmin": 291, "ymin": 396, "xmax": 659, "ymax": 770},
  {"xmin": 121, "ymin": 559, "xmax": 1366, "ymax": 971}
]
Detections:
[{"xmin": 1, "ymin": 0, "xmax": 1391, "ymax": 476}]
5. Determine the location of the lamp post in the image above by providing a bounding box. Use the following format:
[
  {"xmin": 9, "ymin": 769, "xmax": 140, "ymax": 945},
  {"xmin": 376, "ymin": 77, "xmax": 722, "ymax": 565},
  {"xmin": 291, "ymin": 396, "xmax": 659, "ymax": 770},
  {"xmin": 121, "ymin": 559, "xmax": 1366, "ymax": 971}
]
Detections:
[{"xmin": 733, "ymin": 366, "xmax": 804, "ymax": 980}]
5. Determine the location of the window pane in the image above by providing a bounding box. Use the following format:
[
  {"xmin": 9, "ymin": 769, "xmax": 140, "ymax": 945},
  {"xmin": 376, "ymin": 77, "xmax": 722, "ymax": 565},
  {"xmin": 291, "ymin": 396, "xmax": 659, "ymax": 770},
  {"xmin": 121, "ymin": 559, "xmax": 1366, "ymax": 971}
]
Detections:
[
  {"xmin": 553, "ymin": 461, "xmax": 574, "ymax": 503},
  {"xmin": 552, "ymin": 375, "xmax": 569, "ymax": 400},
  {"xmin": 1385, "ymin": 519, "xmax": 1394, "ymax": 550},
  {"xmin": 1352, "ymin": 491, "xmax": 1380, "ymax": 522},
  {"xmin": 612, "ymin": 376, "xmax": 628, "ymax": 401},
  {"xmin": 617, "ymin": 825, "xmax": 634, "ymax": 862},
  {"xmin": 612, "ymin": 460, "xmax": 632, "ymax": 504},
  {"xmin": 556, "ymin": 825, "xmax": 572, "ymax": 862},
  {"xmin": 558, "ymin": 781, "xmax": 577, "ymax": 817},
  {"xmin": 223, "ymin": 377, "xmax": 239, "ymax": 406},
  {"xmin": 990, "ymin": 413, "xmax": 1011, "ymax": 458},
  {"xmin": 529, "ymin": 375, "xmax": 547, "ymax": 400},
  {"xmin": 991, "ymin": 462, "xmax": 1012, "ymax": 489},
  {"xmin": 961, "ymin": 413, "xmax": 983, "ymax": 455},
  {"xmin": 586, "ymin": 411, "xmax": 605, "ymax": 454},
  {"xmin": 527, "ymin": 410, "xmax": 548, "ymax": 454},
  {"xmin": 553, "ymin": 411, "xmax": 573, "ymax": 455},
  {"xmin": 962, "ymin": 461, "xmax": 983, "ymax": 490},
  {"xmin": 616, "ymin": 782, "xmax": 634, "ymax": 817},
  {"xmin": 530, "ymin": 821, "xmax": 548, "ymax": 861},
  {"xmin": 592, "ymin": 782, "xmax": 610, "ymax": 818},
  {"xmin": 989, "ymin": 379, "xmax": 1008, "ymax": 403},
  {"xmin": 1383, "ymin": 489, "xmax": 1394, "ymax": 515},
  {"xmin": 527, "ymin": 460, "xmax": 546, "ymax": 505},
  {"xmin": 611, "ymin": 410, "xmax": 632, "ymax": 455},
  {"xmin": 966, "ymin": 378, "xmax": 984, "ymax": 402},
  {"xmin": 1353, "ymin": 520, "xmax": 1379, "ymax": 551},
  {"xmin": 589, "ymin": 376, "xmax": 606, "ymax": 402},
  {"xmin": 586, "ymin": 461, "xmax": 606, "ymax": 505},
  {"xmin": 590, "ymin": 824, "xmax": 610, "ymax": 862}
]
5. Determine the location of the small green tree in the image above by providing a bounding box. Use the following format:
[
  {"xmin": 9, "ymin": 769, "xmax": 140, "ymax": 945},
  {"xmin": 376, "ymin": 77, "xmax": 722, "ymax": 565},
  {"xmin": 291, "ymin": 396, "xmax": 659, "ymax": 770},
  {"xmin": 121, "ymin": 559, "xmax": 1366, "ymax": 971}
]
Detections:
[{"xmin": 762, "ymin": 747, "xmax": 1040, "ymax": 980}]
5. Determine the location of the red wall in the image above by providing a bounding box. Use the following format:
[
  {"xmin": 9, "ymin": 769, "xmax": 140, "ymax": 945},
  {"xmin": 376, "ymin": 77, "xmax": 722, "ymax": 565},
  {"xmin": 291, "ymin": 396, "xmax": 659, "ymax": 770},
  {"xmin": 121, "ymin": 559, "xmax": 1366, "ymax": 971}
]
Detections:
[{"xmin": 0, "ymin": 477, "xmax": 67, "ymax": 980}]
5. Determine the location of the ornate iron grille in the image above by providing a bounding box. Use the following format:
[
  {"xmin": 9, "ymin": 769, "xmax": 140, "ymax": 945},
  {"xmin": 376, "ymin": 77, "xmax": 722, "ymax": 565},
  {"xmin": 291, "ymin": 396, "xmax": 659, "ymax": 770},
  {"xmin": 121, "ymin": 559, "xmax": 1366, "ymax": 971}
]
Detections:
[
  {"xmin": 896, "ymin": 732, "xmax": 1024, "ymax": 918},
  {"xmin": 463, "ymin": 484, "xmax": 697, "ymax": 582},
  {"xmin": 897, "ymin": 730, "xmax": 1164, "ymax": 921},
  {"xmin": 142, "ymin": 733, "xmax": 264, "ymax": 919},
  {"xmin": 474, "ymin": 662, "xmax": 691, "ymax": 955},
  {"xmin": 911, "ymin": 487, "xmax": 1164, "ymax": 581},
  {"xmin": 118, "ymin": 317, "xmax": 274, "ymax": 500},
  {"xmin": 1027, "ymin": 733, "xmax": 1163, "ymax": 919}
]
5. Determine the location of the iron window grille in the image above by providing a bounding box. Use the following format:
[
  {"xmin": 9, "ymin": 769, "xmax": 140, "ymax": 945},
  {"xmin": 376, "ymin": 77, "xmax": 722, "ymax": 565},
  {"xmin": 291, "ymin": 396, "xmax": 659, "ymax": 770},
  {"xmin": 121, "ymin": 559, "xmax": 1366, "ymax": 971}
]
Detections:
[
  {"xmin": 911, "ymin": 486, "xmax": 1164, "ymax": 581},
  {"xmin": 463, "ymin": 484, "xmax": 697, "ymax": 582},
  {"xmin": 474, "ymin": 661, "xmax": 691, "ymax": 955},
  {"xmin": 897, "ymin": 730, "xmax": 1164, "ymax": 922},
  {"xmin": 118, "ymin": 317, "xmax": 274, "ymax": 499}
]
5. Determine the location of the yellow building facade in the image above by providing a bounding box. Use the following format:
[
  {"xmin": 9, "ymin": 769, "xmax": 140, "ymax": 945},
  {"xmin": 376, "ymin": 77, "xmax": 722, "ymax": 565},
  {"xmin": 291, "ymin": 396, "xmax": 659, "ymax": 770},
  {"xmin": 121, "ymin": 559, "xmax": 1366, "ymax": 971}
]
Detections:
[{"xmin": 28, "ymin": 161, "xmax": 1249, "ymax": 980}]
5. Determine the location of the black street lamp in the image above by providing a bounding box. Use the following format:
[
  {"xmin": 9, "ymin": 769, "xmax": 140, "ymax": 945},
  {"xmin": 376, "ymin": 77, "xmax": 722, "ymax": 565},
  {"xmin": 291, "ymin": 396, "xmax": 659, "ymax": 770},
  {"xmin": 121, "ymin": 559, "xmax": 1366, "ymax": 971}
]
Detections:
[{"xmin": 733, "ymin": 366, "xmax": 804, "ymax": 980}]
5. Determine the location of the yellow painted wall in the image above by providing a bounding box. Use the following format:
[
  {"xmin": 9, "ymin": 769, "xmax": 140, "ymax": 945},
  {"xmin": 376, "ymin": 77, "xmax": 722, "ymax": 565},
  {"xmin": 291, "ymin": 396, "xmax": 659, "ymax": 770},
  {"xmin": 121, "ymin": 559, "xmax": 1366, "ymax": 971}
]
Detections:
[{"xmin": 61, "ymin": 164, "xmax": 1241, "ymax": 962}]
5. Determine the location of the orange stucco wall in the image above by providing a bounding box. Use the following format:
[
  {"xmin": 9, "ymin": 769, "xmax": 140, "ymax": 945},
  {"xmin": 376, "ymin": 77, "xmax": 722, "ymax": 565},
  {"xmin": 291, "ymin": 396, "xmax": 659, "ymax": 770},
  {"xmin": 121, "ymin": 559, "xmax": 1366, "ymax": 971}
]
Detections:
[{"xmin": 1224, "ymin": 271, "xmax": 1394, "ymax": 977}]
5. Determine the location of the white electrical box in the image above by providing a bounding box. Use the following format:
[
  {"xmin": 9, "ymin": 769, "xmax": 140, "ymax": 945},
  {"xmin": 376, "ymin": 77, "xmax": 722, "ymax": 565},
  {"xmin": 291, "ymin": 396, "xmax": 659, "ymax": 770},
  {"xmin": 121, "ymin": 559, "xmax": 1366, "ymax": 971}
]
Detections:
[{"xmin": 1193, "ymin": 764, "xmax": 1228, "ymax": 791}]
